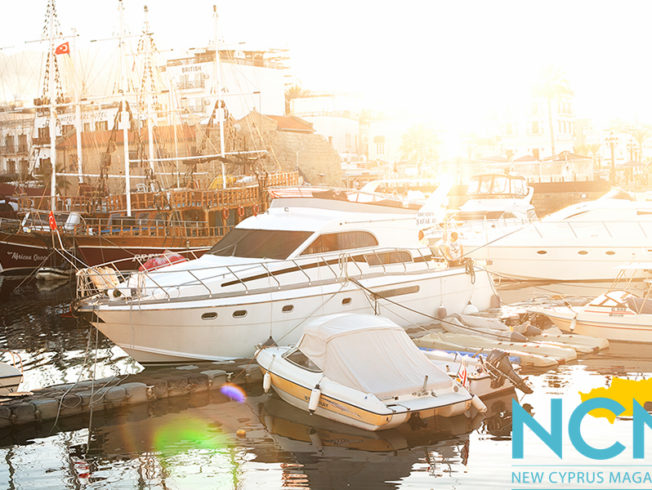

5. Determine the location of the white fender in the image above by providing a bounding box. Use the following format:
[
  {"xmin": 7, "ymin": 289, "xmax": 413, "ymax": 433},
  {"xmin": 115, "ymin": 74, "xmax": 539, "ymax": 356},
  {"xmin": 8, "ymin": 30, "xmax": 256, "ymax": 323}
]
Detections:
[
  {"xmin": 308, "ymin": 385, "xmax": 321, "ymax": 413},
  {"xmin": 263, "ymin": 371, "xmax": 271, "ymax": 393},
  {"xmin": 471, "ymin": 394, "xmax": 487, "ymax": 413},
  {"xmin": 463, "ymin": 302, "xmax": 479, "ymax": 315}
]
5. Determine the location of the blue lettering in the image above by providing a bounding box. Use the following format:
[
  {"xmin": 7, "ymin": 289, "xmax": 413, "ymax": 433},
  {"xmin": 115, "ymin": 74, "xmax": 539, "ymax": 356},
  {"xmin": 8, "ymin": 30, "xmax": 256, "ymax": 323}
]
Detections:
[
  {"xmin": 633, "ymin": 400, "xmax": 652, "ymax": 459},
  {"xmin": 512, "ymin": 398, "xmax": 562, "ymax": 458},
  {"xmin": 568, "ymin": 397, "xmax": 625, "ymax": 459}
]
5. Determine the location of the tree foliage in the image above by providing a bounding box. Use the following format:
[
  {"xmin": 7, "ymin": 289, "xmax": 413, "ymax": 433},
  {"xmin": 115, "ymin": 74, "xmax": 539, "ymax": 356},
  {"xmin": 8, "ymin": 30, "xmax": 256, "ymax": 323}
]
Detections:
[{"xmin": 400, "ymin": 124, "xmax": 440, "ymax": 164}]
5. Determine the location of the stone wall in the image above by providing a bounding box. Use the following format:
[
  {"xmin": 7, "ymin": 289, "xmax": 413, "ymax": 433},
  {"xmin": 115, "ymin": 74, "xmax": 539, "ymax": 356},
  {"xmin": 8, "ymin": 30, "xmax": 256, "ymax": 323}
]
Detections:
[{"xmin": 237, "ymin": 112, "xmax": 342, "ymax": 186}]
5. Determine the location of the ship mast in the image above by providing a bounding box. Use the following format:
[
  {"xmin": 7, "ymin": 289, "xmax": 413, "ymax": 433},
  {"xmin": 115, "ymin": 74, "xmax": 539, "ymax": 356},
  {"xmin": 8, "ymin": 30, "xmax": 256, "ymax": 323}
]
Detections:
[
  {"xmin": 212, "ymin": 5, "xmax": 227, "ymax": 189},
  {"xmin": 139, "ymin": 5, "xmax": 157, "ymax": 177},
  {"xmin": 42, "ymin": 0, "xmax": 63, "ymax": 211},
  {"xmin": 118, "ymin": 0, "xmax": 132, "ymax": 216}
]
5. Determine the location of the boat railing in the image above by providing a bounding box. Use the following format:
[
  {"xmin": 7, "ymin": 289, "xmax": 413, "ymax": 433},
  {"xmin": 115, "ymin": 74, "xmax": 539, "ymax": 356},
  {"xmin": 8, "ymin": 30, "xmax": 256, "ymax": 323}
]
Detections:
[
  {"xmin": 75, "ymin": 246, "xmax": 446, "ymax": 301},
  {"xmin": 71, "ymin": 217, "xmax": 228, "ymax": 238},
  {"xmin": 18, "ymin": 171, "xmax": 300, "ymax": 213},
  {"xmin": 75, "ymin": 246, "xmax": 211, "ymax": 299}
]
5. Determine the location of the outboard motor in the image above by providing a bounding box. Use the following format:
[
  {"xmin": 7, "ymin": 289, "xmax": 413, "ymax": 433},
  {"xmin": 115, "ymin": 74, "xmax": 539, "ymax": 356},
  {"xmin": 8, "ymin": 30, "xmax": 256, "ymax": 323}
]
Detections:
[{"xmin": 485, "ymin": 349, "xmax": 533, "ymax": 394}]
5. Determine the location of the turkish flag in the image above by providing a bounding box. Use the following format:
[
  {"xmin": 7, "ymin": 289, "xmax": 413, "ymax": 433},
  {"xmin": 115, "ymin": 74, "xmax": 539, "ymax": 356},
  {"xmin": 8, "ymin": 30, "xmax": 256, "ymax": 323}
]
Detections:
[
  {"xmin": 54, "ymin": 42, "xmax": 70, "ymax": 55},
  {"xmin": 48, "ymin": 210, "xmax": 57, "ymax": 231}
]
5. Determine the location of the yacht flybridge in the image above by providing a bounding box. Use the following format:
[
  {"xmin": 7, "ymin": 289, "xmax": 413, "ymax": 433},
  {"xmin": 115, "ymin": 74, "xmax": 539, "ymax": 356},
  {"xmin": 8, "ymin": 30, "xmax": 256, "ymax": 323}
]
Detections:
[{"xmin": 74, "ymin": 196, "xmax": 497, "ymax": 365}]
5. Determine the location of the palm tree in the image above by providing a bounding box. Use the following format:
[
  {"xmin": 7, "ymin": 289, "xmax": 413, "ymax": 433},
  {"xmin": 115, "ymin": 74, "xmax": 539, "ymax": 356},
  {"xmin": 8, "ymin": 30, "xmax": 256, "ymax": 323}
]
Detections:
[
  {"xmin": 534, "ymin": 67, "xmax": 573, "ymax": 158},
  {"xmin": 284, "ymin": 85, "xmax": 311, "ymax": 115},
  {"xmin": 621, "ymin": 124, "xmax": 652, "ymax": 161}
]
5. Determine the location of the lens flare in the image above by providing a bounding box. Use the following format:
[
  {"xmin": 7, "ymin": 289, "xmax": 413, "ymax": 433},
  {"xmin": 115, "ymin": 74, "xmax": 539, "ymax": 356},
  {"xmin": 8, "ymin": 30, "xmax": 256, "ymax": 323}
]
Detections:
[
  {"xmin": 153, "ymin": 417, "xmax": 230, "ymax": 456},
  {"xmin": 220, "ymin": 383, "xmax": 247, "ymax": 403}
]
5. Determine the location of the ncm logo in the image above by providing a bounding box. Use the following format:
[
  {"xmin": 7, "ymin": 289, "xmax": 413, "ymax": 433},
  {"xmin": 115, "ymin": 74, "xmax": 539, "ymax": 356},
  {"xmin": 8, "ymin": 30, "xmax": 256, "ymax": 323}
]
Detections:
[{"xmin": 512, "ymin": 398, "xmax": 652, "ymax": 459}]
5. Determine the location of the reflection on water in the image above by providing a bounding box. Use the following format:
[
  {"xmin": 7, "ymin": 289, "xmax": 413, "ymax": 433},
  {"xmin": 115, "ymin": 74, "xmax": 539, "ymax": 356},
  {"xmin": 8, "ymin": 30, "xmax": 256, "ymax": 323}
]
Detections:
[{"xmin": 0, "ymin": 278, "xmax": 650, "ymax": 488}]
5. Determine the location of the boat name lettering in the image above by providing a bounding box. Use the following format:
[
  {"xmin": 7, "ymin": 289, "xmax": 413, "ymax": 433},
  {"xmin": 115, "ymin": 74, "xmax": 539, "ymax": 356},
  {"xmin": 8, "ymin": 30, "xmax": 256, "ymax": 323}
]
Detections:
[{"xmin": 7, "ymin": 251, "xmax": 47, "ymax": 262}]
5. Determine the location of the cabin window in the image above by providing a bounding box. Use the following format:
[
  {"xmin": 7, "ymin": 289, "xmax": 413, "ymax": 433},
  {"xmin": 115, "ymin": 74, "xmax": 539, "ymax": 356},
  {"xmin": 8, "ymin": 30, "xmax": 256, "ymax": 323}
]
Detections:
[
  {"xmin": 578, "ymin": 250, "xmax": 588, "ymax": 255},
  {"xmin": 233, "ymin": 310, "xmax": 247, "ymax": 318},
  {"xmin": 342, "ymin": 297, "xmax": 352, "ymax": 305},
  {"xmin": 606, "ymin": 251, "xmax": 615, "ymax": 255},
  {"xmin": 365, "ymin": 250, "xmax": 412, "ymax": 266},
  {"xmin": 201, "ymin": 312, "xmax": 217, "ymax": 320},
  {"xmin": 537, "ymin": 250, "xmax": 547, "ymax": 255},
  {"xmin": 301, "ymin": 231, "xmax": 378, "ymax": 255},
  {"xmin": 282, "ymin": 305, "xmax": 294, "ymax": 313},
  {"xmin": 284, "ymin": 349, "xmax": 322, "ymax": 372},
  {"xmin": 209, "ymin": 229, "xmax": 312, "ymax": 259}
]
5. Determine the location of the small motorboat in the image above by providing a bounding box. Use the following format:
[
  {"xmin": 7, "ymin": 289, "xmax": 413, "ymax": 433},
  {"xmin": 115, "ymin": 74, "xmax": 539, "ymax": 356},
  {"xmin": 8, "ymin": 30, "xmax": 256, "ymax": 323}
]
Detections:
[
  {"xmin": 530, "ymin": 263, "xmax": 652, "ymax": 343},
  {"xmin": 255, "ymin": 314, "xmax": 482, "ymax": 431},
  {"xmin": 35, "ymin": 267, "xmax": 74, "ymax": 282},
  {"xmin": 0, "ymin": 361, "xmax": 23, "ymax": 395}
]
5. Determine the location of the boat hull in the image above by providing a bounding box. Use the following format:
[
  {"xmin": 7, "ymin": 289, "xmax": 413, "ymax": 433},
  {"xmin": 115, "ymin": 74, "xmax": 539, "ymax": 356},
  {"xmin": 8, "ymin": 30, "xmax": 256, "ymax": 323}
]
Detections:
[
  {"xmin": 536, "ymin": 307, "xmax": 652, "ymax": 343},
  {"xmin": 88, "ymin": 267, "xmax": 496, "ymax": 364},
  {"xmin": 0, "ymin": 231, "xmax": 56, "ymax": 275}
]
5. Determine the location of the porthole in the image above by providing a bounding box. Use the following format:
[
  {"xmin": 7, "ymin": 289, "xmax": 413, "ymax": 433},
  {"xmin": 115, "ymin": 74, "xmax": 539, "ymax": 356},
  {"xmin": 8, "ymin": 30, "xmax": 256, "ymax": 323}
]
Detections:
[
  {"xmin": 201, "ymin": 312, "xmax": 217, "ymax": 320},
  {"xmin": 536, "ymin": 250, "xmax": 547, "ymax": 255},
  {"xmin": 606, "ymin": 251, "xmax": 615, "ymax": 256},
  {"xmin": 342, "ymin": 297, "xmax": 352, "ymax": 305},
  {"xmin": 233, "ymin": 310, "xmax": 247, "ymax": 318},
  {"xmin": 282, "ymin": 305, "xmax": 294, "ymax": 313},
  {"xmin": 578, "ymin": 250, "xmax": 588, "ymax": 255}
]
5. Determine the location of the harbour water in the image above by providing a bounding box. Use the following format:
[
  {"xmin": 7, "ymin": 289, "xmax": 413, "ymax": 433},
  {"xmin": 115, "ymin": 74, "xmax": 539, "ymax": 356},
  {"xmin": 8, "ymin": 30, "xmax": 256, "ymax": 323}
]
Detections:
[{"xmin": 0, "ymin": 276, "xmax": 650, "ymax": 489}]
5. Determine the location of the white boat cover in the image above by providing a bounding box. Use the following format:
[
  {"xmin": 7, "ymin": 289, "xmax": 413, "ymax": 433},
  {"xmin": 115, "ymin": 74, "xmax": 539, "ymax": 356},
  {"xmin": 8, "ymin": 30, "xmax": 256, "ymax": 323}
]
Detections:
[{"xmin": 297, "ymin": 314, "xmax": 453, "ymax": 400}]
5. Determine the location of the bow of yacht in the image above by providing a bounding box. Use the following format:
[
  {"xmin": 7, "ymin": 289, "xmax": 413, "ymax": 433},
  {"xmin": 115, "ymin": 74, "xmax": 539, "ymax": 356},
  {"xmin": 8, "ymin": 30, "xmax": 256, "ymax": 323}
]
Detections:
[{"xmin": 74, "ymin": 196, "xmax": 498, "ymax": 365}]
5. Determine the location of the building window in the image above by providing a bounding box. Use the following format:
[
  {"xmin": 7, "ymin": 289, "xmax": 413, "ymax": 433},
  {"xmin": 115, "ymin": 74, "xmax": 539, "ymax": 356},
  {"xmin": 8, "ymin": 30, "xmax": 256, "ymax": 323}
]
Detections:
[
  {"xmin": 38, "ymin": 126, "xmax": 49, "ymax": 140},
  {"xmin": 531, "ymin": 121, "xmax": 539, "ymax": 135},
  {"xmin": 95, "ymin": 121, "xmax": 108, "ymax": 131},
  {"xmin": 373, "ymin": 135, "xmax": 385, "ymax": 156},
  {"xmin": 6, "ymin": 160, "xmax": 15, "ymax": 174},
  {"xmin": 19, "ymin": 159, "xmax": 28, "ymax": 177},
  {"xmin": 18, "ymin": 134, "xmax": 27, "ymax": 152},
  {"xmin": 83, "ymin": 122, "xmax": 92, "ymax": 132},
  {"xmin": 61, "ymin": 124, "xmax": 74, "ymax": 136},
  {"xmin": 4, "ymin": 134, "xmax": 14, "ymax": 152}
]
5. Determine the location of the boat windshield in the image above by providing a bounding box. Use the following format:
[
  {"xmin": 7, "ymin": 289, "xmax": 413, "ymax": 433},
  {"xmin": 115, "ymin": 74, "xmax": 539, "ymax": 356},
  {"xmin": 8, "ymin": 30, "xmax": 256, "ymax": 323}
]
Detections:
[
  {"xmin": 208, "ymin": 229, "xmax": 313, "ymax": 259},
  {"xmin": 468, "ymin": 175, "xmax": 528, "ymax": 197}
]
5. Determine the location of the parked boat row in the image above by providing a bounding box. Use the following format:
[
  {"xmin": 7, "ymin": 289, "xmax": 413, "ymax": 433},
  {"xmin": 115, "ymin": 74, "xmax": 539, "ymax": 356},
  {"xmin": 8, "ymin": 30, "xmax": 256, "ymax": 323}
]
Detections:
[{"xmin": 65, "ymin": 187, "xmax": 644, "ymax": 432}]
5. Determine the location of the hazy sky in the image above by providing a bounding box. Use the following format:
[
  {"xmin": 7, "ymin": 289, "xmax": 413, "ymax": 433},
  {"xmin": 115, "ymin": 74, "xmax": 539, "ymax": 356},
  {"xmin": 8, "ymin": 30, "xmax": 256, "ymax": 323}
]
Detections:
[{"xmin": 2, "ymin": 0, "xmax": 652, "ymax": 128}]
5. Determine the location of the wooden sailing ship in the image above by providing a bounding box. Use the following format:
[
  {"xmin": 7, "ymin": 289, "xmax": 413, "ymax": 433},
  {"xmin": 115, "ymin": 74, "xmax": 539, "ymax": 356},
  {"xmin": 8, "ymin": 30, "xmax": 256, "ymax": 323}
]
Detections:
[{"xmin": 0, "ymin": 1, "xmax": 301, "ymax": 274}]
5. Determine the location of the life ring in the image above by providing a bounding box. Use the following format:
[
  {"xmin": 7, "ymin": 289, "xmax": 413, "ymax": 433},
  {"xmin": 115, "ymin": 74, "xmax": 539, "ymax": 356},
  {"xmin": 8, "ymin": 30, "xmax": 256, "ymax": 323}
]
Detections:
[
  {"xmin": 237, "ymin": 206, "xmax": 245, "ymax": 217},
  {"xmin": 222, "ymin": 208, "xmax": 229, "ymax": 221},
  {"xmin": 253, "ymin": 204, "xmax": 259, "ymax": 216}
]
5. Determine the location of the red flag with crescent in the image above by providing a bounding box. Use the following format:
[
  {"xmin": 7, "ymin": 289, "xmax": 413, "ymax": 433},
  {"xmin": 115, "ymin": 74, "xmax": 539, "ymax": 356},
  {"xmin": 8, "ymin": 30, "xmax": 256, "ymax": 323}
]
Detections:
[
  {"xmin": 48, "ymin": 210, "xmax": 57, "ymax": 231},
  {"xmin": 54, "ymin": 42, "xmax": 70, "ymax": 55}
]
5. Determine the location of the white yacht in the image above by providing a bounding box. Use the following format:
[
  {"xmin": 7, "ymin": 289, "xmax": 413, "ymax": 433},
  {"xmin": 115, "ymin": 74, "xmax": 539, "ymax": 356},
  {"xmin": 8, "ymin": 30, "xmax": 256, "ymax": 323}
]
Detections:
[
  {"xmin": 74, "ymin": 196, "xmax": 498, "ymax": 365},
  {"xmin": 472, "ymin": 190, "xmax": 652, "ymax": 281},
  {"xmin": 418, "ymin": 173, "xmax": 535, "ymax": 248}
]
